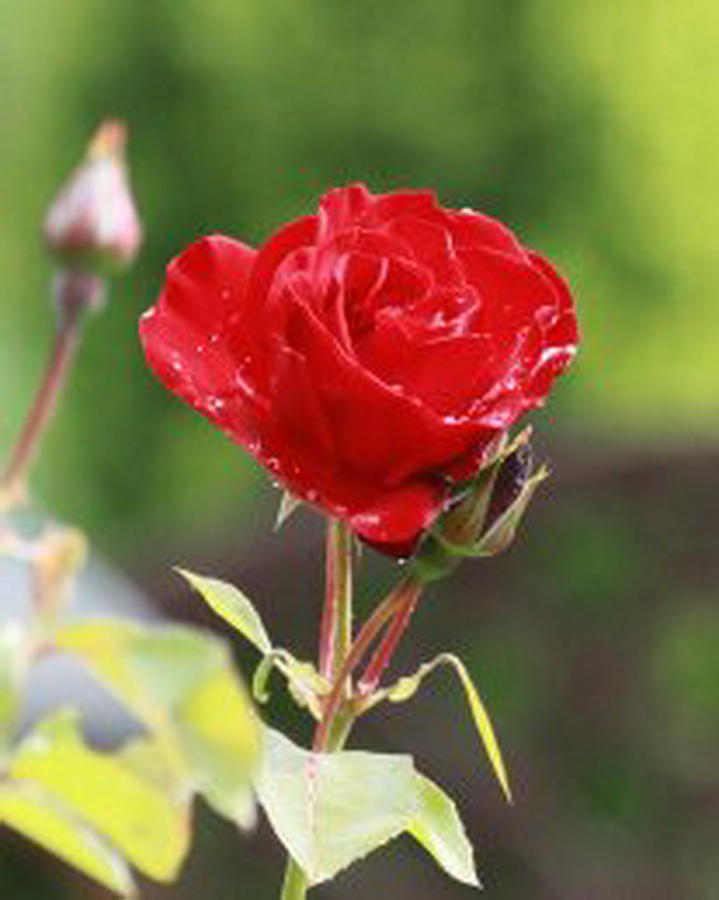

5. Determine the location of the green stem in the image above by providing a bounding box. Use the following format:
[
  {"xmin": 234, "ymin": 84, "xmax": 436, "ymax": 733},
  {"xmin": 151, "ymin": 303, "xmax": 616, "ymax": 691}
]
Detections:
[
  {"xmin": 312, "ymin": 578, "xmax": 413, "ymax": 752},
  {"xmin": 281, "ymin": 519, "xmax": 355, "ymax": 900},
  {"xmin": 318, "ymin": 519, "xmax": 353, "ymax": 680}
]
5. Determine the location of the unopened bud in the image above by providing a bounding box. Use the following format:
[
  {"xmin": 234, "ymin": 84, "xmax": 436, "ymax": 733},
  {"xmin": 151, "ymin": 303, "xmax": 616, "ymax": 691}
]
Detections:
[
  {"xmin": 43, "ymin": 120, "xmax": 142, "ymax": 273},
  {"xmin": 484, "ymin": 441, "xmax": 533, "ymax": 533},
  {"xmin": 410, "ymin": 430, "xmax": 546, "ymax": 583}
]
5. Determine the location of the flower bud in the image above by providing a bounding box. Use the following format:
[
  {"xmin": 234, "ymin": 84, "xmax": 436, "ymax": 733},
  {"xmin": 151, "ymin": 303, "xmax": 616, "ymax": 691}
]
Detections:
[
  {"xmin": 43, "ymin": 120, "xmax": 142, "ymax": 273},
  {"xmin": 410, "ymin": 430, "xmax": 547, "ymax": 583}
]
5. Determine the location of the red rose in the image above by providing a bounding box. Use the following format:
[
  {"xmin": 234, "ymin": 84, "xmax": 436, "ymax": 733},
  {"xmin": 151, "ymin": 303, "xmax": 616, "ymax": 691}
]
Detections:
[{"xmin": 140, "ymin": 184, "xmax": 578, "ymax": 555}]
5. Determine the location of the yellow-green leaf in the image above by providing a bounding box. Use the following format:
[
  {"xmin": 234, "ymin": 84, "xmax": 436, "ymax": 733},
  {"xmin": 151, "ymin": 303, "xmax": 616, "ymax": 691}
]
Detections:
[
  {"xmin": 256, "ymin": 729, "xmax": 480, "ymax": 888},
  {"xmin": 384, "ymin": 653, "xmax": 512, "ymax": 803},
  {"xmin": 442, "ymin": 654, "xmax": 512, "ymax": 803},
  {"xmin": 0, "ymin": 782, "xmax": 135, "ymax": 896},
  {"xmin": 10, "ymin": 711, "xmax": 190, "ymax": 881},
  {"xmin": 176, "ymin": 570, "xmax": 272, "ymax": 654},
  {"xmin": 55, "ymin": 619, "xmax": 260, "ymax": 827},
  {"xmin": 408, "ymin": 774, "xmax": 480, "ymax": 887},
  {"xmin": 255, "ymin": 728, "xmax": 416, "ymax": 885}
]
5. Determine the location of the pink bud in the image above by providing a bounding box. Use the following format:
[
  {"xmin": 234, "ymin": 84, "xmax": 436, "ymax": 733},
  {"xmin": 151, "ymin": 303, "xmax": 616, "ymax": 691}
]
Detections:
[{"xmin": 43, "ymin": 120, "xmax": 143, "ymax": 272}]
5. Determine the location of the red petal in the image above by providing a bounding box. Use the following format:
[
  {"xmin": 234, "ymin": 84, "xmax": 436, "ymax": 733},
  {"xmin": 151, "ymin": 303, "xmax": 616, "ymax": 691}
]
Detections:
[
  {"xmin": 348, "ymin": 478, "xmax": 444, "ymax": 550},
  {"xmin": 162, "ymin": 235, "xmax": 257, "ymax": 331},
  {"xmin": 456, "ymin": 245, "xmax": 561, "ymax": 338},
  {"xmin": 283, "ymin": 299, "xmax": 489, "ymax": 484},
  {"xmin": 385, "ymin": 215, "xmax": 463, "ymax": 286},
  {"xmin": 317, "ymin": 184, "xmax": 373, "ymax": 239},
  {"xmin": 445, "ymin": 209, "xmax": 529, "ymax": 260}
]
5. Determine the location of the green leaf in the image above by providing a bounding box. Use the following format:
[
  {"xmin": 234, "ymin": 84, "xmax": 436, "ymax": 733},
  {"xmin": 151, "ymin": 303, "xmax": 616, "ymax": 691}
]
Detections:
[
  {"xmin": 255, "ymin": 728, "xmax": 416, "ymax": 885},
  {"xmin": 408, "ymin": 774, "xmax": 480, "ymax": 887},
  {"xmin": 0, "ymin": 781, "xmax": 135, "ymax": 896},
  {"xmin": 54, "ymin": 619, "xmax": 260, "ymax": 827},
  {"xmin": 10, "ymin": 710, "xmax": 190, "ymax": 881},
  {"xmin": 385, "ymin": 653, "xmax": 512, "ymax": 803},
  {"xmin": 175, "ymin": 569, "xmax": 272, "ymax": 654},
  {"xmin": 256, "ymin": 729, "xmax": 480, "ymax": 888}
]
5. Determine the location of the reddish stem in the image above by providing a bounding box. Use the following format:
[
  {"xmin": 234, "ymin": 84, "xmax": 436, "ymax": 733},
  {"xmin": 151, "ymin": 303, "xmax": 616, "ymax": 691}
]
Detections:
[
  {"xmin": 312, "ymin": 579, "xmax": 411, "ymax": 751},
  {"xmin": 1, "ymin": 316, "xmax": 82, "ymax": 501},
  {"xmin": 318, "ymin": 521, "xmax": 338, "ymax": 678},
  {"xmin": 357, "ymin": 580, "xmax": 421, "ymax": 696}
]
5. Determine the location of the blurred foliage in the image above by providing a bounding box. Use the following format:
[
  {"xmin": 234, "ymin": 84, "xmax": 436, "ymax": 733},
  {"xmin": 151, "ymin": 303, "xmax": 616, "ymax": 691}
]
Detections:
[{"xmin": 1, "ymin": 0, "xmax": 718, "ymax": 551}]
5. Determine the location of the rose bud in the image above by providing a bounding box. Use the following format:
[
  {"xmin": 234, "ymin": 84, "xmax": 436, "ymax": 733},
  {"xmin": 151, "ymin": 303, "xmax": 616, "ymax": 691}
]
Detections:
[
  {"xmin": 484, "ymin": 439, "xmax": 533, "ymax": 533},
  {"xmin": 140, "ymin": 184, "xmax": 578, "ymax": 555},
  {"xmin": 410, "ymin": 431, "xmax": 546, "ymax": 582},
  {"xmin": 43, "ymin": 120, "xmax": 142, "ymax": 274}
]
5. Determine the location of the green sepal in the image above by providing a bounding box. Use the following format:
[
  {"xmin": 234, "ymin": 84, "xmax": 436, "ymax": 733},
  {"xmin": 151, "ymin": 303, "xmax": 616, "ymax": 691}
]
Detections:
[
  {"xmin": 362, "ymin": 652, "xmax": 512, "ymax": 803},
  {"xmin": 439, "ymin": 463, "xmax": 549, "ymax": 559}
]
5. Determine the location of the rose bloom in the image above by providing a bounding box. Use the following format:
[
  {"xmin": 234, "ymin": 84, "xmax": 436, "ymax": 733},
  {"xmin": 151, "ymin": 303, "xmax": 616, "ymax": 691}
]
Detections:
[{"xmin": 140, "ymin": 184, "xmax": 578, "ymax": 555}]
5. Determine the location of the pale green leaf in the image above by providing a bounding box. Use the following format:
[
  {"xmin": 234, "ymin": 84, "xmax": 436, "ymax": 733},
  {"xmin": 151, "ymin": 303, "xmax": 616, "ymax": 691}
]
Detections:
[
  {"xmin": 10, "ymin": 711, "xmax": 190, "ymax": 881},
  {"xmin": 255, "ymin": 728, "xmax": 416, "ymax": 885},
  {"xmin": 0, "ymin": 782, "xmax": 135, "ymax": 896},
  {"xmin": 408, "ymin": 774, "xmax": 480, "ymax": 887},
  {"xmin": 175, "ymin": 569, "xmax": 272, "ymax": 654},
  {"xmin": 176, "ymin": 663, "xmax": 259, "ymax": 827},
  {"xmin": 256, "ymin": 729, "xmax": 481, "ymax": 888},
  {"xmin": 55, "ymin": 619, "xmax": 260, "ymax": 827}
]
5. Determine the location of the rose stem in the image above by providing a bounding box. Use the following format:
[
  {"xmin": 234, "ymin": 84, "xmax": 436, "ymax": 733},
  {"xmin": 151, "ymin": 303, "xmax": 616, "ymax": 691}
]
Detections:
[
  {"xmin": 280, "ymin": 591, "xmax": 399, "ymax": 900},
  {"xmin": 1, "ymin": 302, "xmax": 85, "ymax": 505},
  {"xmin": 280, "ymin": 518, "xmax": 356, "ymax": 900},
  {"xmin": 281, "ymin": 544, "xmax": 422, "ymax": 899},
  {"xmin": 317, "ymin": 519, "xmax": 353, "ymax": 681},
  {"xmin": 312, "ymin": 576, "xmax": 417, "ymax": 752},
  {"xmin": 357, "ymin": 579, "xmax": 421, "ymax": 696}
]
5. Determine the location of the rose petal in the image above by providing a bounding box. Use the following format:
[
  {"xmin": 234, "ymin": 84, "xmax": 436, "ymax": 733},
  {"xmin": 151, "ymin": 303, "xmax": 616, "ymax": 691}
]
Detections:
[
  {"xmin": 446, "ymin": 209, "xmax": 529, "ymax": 260},
  {"xmin": 283, "ymin": 299, "xmax": 495, "ymax": 484},
  {"xmin": 162, "ymin": 235, "xmax": 257, "ymax": 331}
]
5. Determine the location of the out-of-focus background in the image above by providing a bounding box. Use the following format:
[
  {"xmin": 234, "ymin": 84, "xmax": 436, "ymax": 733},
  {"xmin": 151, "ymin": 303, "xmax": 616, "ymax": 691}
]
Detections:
[{"xmin": 1, "ymin": 2, "xmax": 718, "ymax": 898}]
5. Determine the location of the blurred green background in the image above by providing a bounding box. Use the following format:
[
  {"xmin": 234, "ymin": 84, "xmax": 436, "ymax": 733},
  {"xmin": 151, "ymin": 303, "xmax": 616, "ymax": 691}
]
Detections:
[{"xmin": 1, "ymin": 1, "xmax": 718, "ymax": 898}]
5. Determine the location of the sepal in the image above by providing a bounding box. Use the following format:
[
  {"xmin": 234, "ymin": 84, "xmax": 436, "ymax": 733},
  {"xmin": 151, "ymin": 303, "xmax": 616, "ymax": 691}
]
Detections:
[
  {"xmin": 411, "ymin": 428, "xmax": 545, "ymax": 583},
  {"xmin": 357, "ymin": 652, "xmax": 512, "ymax": 803}
]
